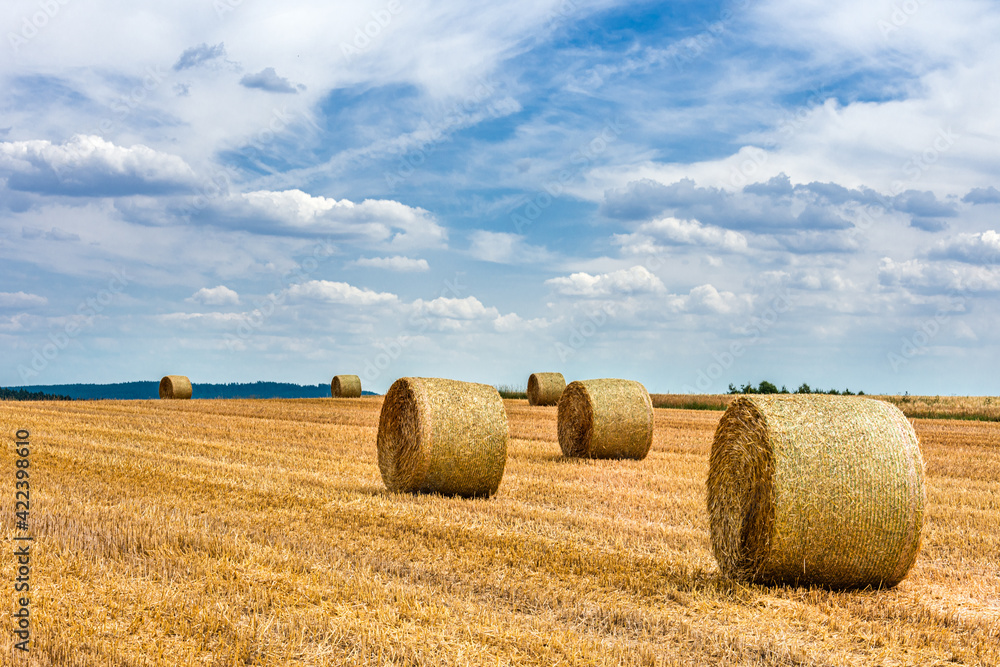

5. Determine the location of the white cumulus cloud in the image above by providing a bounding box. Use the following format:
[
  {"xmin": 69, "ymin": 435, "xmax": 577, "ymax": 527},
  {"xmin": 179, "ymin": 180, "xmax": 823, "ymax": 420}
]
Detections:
[
  {"xmin": 546, "ymin": 265, "xmax": 666, "ymax": 297},
  {"xmin": 0, "ymin": 135, "xmax": 197, "ymax": 196},
  {"xmin": 683, "ymin": 284, "xmax": 748, "ymax": 315},
  {"xmin": 927, "ymin": 230, "xmax": 1000, "ymax": 265},
  {"xmin": 879, "ymin": 257, "xmax": 1000, "ymax": 293},
  {"xmin": 615, "ymin": 217, "xmax": 748, "ymax": 254},
  {"xmin": 468, "ymin": 230, "xmax": 553, "ymax": 263},
  {"xmin": 352, "ymin": 256, "xmax": 430, "ymax": 272},
  {"xmin": 216, "ymin": 189, "xmax": 447, "ymax": 248},
  {"xmin": 286, "ymin": 280, "xmax": 399, "ymax": 306},
  {"xmin": 411, "ymin": 295, "xmax": 499, "ymax": 320}
]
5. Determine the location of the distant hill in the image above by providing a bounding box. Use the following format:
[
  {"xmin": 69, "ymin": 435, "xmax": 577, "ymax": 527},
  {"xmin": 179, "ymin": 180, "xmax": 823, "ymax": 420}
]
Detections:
[{"xmin": 8, "ymin": 381, "xmax": 379, "ymax": 400}]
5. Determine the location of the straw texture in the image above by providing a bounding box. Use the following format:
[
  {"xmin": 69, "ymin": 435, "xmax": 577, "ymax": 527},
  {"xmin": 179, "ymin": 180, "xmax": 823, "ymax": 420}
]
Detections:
[
  {"xmin": 377, "ymin": 377, "xmax": 509, "ymax": 497},
  {"xmin": 331, "ymin": 374, "xmax": 362, "ymax": 398},
  {"xmin": 527, "ymin": 372, "xmax": 566, "ymax": 406},
  {"xmin": 557, "ymin": 379, "xmax": 654, "ymax": 459},
  {"xmin": 708, "ymin": 395, "xmax": 925, "ymax": 588},
  {"xmin": 159, "ymin": 375, "xmax": 192, "ymax": 400}
]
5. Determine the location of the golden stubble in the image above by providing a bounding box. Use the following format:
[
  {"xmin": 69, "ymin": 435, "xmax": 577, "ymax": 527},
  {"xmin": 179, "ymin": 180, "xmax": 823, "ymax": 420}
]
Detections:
[{"xmin": 0, "ymin": 398, "xmax": 996, "ymax": 666}]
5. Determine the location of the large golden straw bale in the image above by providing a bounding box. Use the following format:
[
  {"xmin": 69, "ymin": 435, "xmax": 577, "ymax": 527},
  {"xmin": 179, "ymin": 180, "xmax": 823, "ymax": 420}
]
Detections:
[
  {"xmin": 377, "ymin": 377, "xmax": 509, "ymax": 497},
  {"xmin": 557, "ymin": 379, "xmax": 653, "ymax": 459},
  {"xmin": 331, "ymin": 374, "xmax": 362, "ymax": 398},
  {"xmin": 527, "ymin": 372, "xmax": 566, "ymax": 406},
  {"xmin": 158, "ymin": 375, "xmax": 192, "ymax": 400},
  {"xmin": 708, "ymin": 395, "xmax": 925, "ymax": 588}
]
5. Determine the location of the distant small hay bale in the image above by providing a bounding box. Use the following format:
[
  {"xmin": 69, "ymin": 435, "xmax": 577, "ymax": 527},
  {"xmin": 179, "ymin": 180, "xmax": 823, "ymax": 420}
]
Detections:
[
  {"xmin": 708, "ymin": 395, "xmax": 925, "ymax": 588},
  {"xmin": 557, "ymin": 379, "xmax": 653, "ymax": 459},
  {"xmin": 159, "ymin": 375, "xmax": 192, "ymax": 400},
  {"xmin": 527, "ymin": 372, "xmax": 566, "ymax": 406},
  {"xmin": 331, "ymin": 374, "xmax": 362, "ymax": 398},
  {"xmin": 377, "ymin": 377, "xmax": 509, "ymax": 497}
]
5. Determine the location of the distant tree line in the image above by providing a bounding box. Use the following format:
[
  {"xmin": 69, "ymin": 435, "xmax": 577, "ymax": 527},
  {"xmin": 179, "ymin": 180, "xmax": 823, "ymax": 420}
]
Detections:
[
  {"xmin": 727, "ymin": 381, "xmax": 864, "ymax": 396},
  {"xmin": 0, "ymin": 387, "xmax": 74, "ymax": 401},
  {"xmin": 7, "ymin": 381, "xmax": 377, "ymax": 400}
]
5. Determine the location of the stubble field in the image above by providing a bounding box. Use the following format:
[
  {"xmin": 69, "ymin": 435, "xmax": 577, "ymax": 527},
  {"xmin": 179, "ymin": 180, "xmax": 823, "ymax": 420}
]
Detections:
[{"xmin": 1, "ymin": 397, "xmax": 998, "ymax": 665}]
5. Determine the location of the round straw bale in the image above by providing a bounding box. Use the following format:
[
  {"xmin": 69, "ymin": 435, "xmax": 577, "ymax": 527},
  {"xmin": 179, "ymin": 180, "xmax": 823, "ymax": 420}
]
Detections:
[
  {"xmin": 557, "ymin": 379, "xmax": 653, "ymax": 459},
  {"xmin": 159, "ymin": 375, "xmax": 192, "ymax": 400},
  {"xmin": 377, "ymin": 377, "xmax": 508, "ymax": 497},
  {"xmin": 331, "ymin": 374, "xmax": 362, "ymax": 398},
  {"xmin": 708, "ymin": 395, "xmax": 925, "ymax": 588},
  {"xmin": 527, "ymin": 372, "xmax": 565, "ymax": 406}
]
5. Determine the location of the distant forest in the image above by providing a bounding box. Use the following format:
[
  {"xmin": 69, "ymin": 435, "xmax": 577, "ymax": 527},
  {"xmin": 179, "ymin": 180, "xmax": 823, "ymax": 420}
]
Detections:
[
  {"xmin": 4, "ymin": 381, "xmax": 378, "ymax": 400},
  {"xmin": 0, "ymin": 386, "xmax": 74, "ymax": 401}
]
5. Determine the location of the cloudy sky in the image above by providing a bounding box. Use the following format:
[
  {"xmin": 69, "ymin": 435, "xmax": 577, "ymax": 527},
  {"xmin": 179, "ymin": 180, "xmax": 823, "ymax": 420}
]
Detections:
[{"xmin": 2, "ymin": 0, "xmax": 998, "ymax": 395}]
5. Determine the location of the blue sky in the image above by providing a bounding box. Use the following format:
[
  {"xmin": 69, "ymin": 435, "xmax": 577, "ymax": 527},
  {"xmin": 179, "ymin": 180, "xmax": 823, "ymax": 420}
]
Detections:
[{"xmin": 2, "ymin": 0, "xmax": 999, "ymax": 394}]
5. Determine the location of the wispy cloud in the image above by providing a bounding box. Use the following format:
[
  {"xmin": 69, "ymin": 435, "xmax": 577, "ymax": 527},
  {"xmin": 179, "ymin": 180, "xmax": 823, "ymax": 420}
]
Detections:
[
  {"xmin": 173, "ymin": 43, "xmax": 227, "ymax": 71},
  {"xmin": 239, "ymin": 68, "xmax": 303, "ymax": 94}
]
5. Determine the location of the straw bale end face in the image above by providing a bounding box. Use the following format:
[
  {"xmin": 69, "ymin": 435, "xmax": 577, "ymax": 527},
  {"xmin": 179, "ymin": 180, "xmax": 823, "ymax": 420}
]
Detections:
[
  {"xmin": 707, "ymin": 395, "xmax": 926, "ymax": 588},
  {"xmin": 527, "ymin": 372, "xmax": 566, "ymax": 406},
  {"xmin": 159, "ymin": 375, "xmax": 192, "ymax": 400},
  {"xmin": 377, "ymin": 377, "xmax": 509, "ymax": 497},
  {"xmin": 331, "ymin": 374, "xmax": 362, "ymax": 398},
  {"xmin": 557, "ymin": 379, "xmax": 653, "ymax": 459}
]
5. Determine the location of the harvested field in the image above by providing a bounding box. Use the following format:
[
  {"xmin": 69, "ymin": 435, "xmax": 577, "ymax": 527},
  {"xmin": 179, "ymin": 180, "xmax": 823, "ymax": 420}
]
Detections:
[
  {"xmin": 1, "ymin": 398, "xmax": 998, "ymax": 665},
  {"xmin": 651, "ymin": 394, "xmax": 733, "ymax": 411},
  {"xmin": 652, "ymin": 393, "xmax": 1000, "ymax": 421}
]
